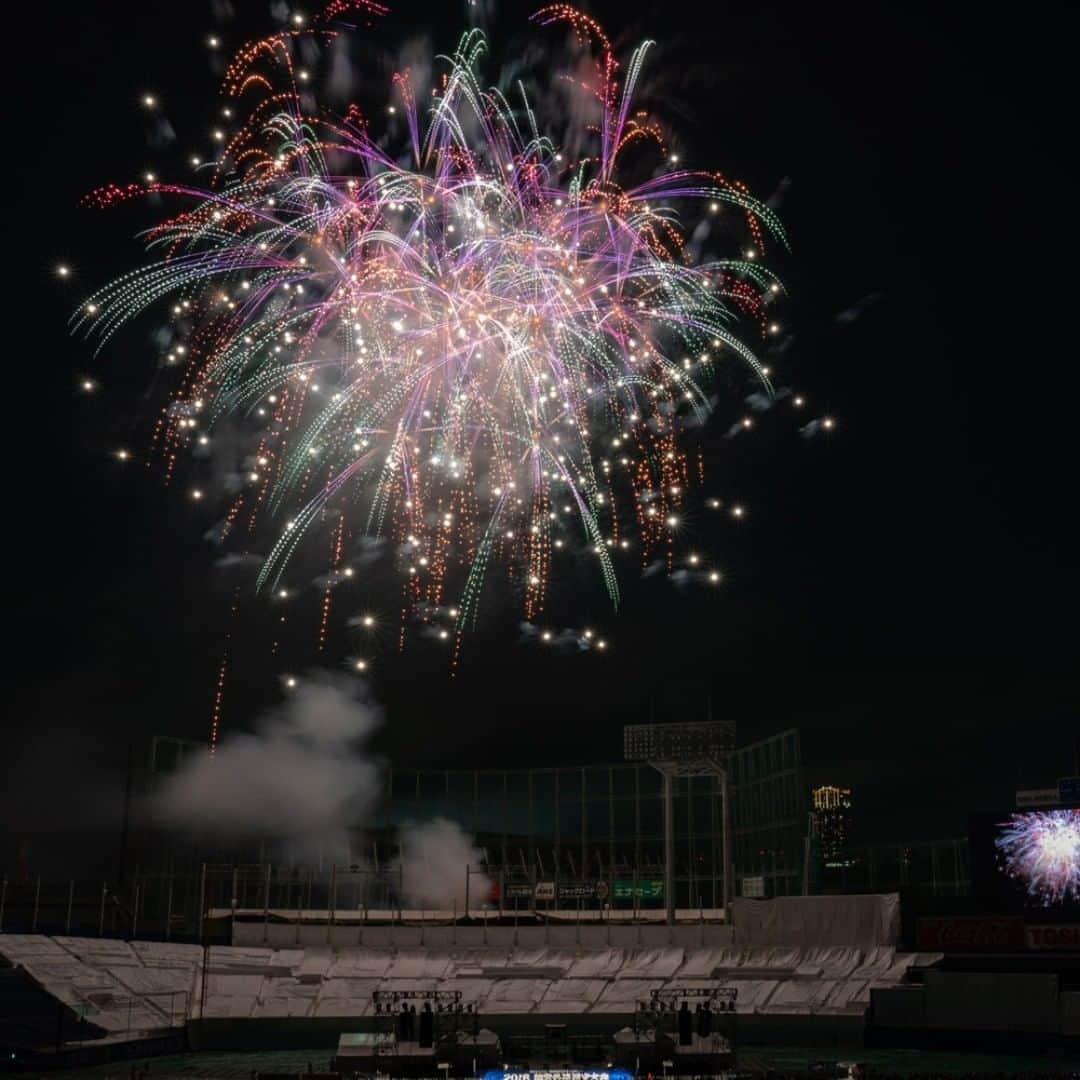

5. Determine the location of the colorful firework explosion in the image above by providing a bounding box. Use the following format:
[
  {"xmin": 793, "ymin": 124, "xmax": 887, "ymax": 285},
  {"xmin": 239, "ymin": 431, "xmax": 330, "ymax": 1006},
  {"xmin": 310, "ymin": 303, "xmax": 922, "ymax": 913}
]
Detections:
[
  {"xmin": 71, "ymin": 1, "xmax": 799, "ymax": 673},
  {"xmin": 994, "ymin": 809, "xmax": 1080, "ymax": 905}
]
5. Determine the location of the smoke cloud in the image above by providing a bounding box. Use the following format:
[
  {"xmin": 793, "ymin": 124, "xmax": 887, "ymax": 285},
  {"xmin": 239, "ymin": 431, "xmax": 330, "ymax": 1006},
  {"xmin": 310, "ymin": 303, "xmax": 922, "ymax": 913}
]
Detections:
[
  {"xmin": 393, "ymin": 818, "xmax": 492, "ymax": 910},
  {"xmin": 151, "ymin": 677, "xmax": 494, "ymax": 904},
  {"xmin": 153, "ymin": 673, "xmax": 383, "ymax": 838}
]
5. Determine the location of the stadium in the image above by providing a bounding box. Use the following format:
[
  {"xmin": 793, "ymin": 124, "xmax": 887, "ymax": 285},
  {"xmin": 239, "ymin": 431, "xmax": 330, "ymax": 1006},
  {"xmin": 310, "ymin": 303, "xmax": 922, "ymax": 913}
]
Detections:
[
  {"xmin": 5, "ymin": 0, "xmax": 1078, "ymax": 1077},
  {"xmin": 2, "ymin": 723, "xmax": 1077, "ymax": 1078}
]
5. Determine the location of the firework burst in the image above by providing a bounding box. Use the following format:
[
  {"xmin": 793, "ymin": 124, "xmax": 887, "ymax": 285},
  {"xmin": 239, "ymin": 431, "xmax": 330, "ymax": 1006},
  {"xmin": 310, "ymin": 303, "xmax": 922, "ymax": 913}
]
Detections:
[
  {"xmin": 994, "ymin": 809, "xmax": 1080, "ymax": 905},
  {"xmin": 74, "ymin": 1, "xmax": 788, "ymax": 660}
]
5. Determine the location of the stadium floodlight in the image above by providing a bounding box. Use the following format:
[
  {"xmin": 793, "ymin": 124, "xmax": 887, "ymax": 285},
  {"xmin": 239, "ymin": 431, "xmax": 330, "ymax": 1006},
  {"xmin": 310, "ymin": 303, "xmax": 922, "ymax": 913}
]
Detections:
[
  {"xmin": 623, "ymin": 721, "xmax": 735, "ymax": 770},
  {"xmin": 624, "ymin": 721, "xmax": 736, "ymax": 925}
]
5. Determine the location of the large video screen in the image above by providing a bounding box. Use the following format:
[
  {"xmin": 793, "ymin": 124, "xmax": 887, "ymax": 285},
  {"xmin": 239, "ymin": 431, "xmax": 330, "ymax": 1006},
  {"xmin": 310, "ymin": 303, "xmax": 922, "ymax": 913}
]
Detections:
[{"xmin": 972, "ymin": 808, "xmax": 1080, "ymax": 908}]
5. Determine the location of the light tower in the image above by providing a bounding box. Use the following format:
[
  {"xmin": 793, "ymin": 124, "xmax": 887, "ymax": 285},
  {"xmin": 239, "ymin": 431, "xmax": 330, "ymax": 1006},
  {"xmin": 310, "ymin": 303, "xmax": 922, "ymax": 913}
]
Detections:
[{"xmin": 623, "ymin": 720, "xmax": 736, "ymax": 924}]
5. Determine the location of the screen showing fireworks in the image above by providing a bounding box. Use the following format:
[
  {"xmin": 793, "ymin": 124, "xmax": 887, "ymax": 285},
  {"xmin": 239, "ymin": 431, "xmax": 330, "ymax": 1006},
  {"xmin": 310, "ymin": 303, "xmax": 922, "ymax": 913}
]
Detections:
[{"xmin": 981, "ymin": 808, "xmax": 1080, "ymax": 908}]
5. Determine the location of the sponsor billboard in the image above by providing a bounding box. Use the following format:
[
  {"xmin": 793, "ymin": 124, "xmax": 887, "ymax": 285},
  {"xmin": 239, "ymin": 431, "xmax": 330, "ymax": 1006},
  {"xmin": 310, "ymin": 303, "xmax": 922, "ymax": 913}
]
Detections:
[
  {"xmin": 741, "ymin": 875, "xmax": 766, "ymax": 898},
  {"xmin": 557, "ymin": 882, "xmax": 596, "ymax": 900},
  {"xmin": 612, "ymin": 879, "xmax": 664, "ymax": 900},
  {"xmin": 485, "ymin": 1072, "xmax": 632, "ymax": 1080},
  {"xmin": 501, "ymin": 883, "xmax": 533, "ymax": 901},
  {"xmin": 916, "ymin": 916, "xmax": 1025, "ymax": 951},
  {"xmin": 1026, "ymin": 924, "xmax": 1080, "ymax": 950},
  {"xmin": 1015, "ymin": 788, "xmax": 1061, "ymax": 807}
]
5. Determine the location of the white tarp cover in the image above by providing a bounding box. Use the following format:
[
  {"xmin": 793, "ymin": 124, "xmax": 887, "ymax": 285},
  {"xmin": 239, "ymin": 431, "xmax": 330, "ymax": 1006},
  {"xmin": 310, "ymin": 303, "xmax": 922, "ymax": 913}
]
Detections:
[
  {"xmin": 204, "ymin": 994, "xmax": 258, "ymax": 1018},
  {"xmin": 55, "ymin": 937, "xmax": 139, "ymax": 966},
  {"xmin": 82, "ymin": 995, "xmax": 170, "ymax": 1032},
  {"xmin": 739, "ymin": 946, "xmax": 802, "ymax": 972},
  {"xmin": 616, "ymin": 948, "xmax": 684, "ymax": 979},
  {"xmin": 253, "ymin": 977, "xmax": 317, "ymax": 1019},
  {"xmin": 131, "ymin": 941, "xmax": 202, "ymax": 968},
  {"xmin": 384, "ymin": 950, "xmax": 452, "ymax": 979},
  {"xmin": 0, "ymin": 935, "xmax": 69, "ymax": 960},
  {"xmin": 441, "ymin": 978, "xmax": 491, "ymax": 1007},
  {"xmin": 794, "ymin": 946, "xmax": 862, "ymax": 979},
  {"xmin": 821, "ymin": 979, "xmax": 869, "ymax": 1014},
  {"xmin": 3, "ymin": 935, "xmax": 911, "ymax": 1032},
  {"xmin": 539, "ymin": 978, "xmax": 607, "ymax": 1012},
  {"xmin": 269, "ymin": 948, "xmax": 306, "ymax": 969},
  {"xmin": 566, "ymin": 950, "xmax": 626, "ymax": 979},
  {"xmin": 504, "ymin": 948, "xmax": 577, "ymax": 973},
  {"xmin": 723, "ymin": 978, "xmax": 779, "ymax": 1014},
  {"xmin": 764, "ymin": 946, "xmax": 803, "ymax": 969},
  {"xmin": 878, "ymin": 951, "xmax": 942, "ymax": 981},
  {"xmin": 110, "ymin": 966, "xmax": 192, "ymax": 997},
  {"xmin": 535, "ymin": 998, "xmax": 592, "ymax": 1013},
  {"xmin": 0, "ymin": 936, "xmax": 192, "ymax": 1036},
  {"xmin": 591, "ymin": 979, "xmax": 662, "ymax": 1013},
  {"xmin": 254, "ymin": 996, "xmax": 314, "ymax": 1018},
  {"xmin": 326, "ymin": 949, "xmax": 393, "ymax": 978},
  {"xmin": 374, "ymin": 977, "xmax": 439, "ymax": 996},
  {"xmin": 674, "ymin": 947, "xmax": 742, "ymax": 976},
  {"xmin": 207, "ymin": 947, "xmax": 276, "ymax": 973},
  {"xmin": 293, "ymin": 948, "xmax": 334, "ymax": 980},
  {"xmin": 731, "ymin": 894, "xmax": 900, "ymax": 948},
  {"xmin": 311, "ymin": 978, "xmax": 379, "ymax": 1016},
  {"xmin": 849, "ymin": 946, "xmax": 896, "ymax": 980},
  {"xmin": 312, "ymin": 996, "xmax": 367, "ymax": 1017},
  {"xmin": 482, "ymin": 978, "xmax": 551, "ymax": 1012},
  {"xmin": 318, "ymin": 976, "xmax": 380, "ymax": 999},
  {"xmin": 760, "ymin": 978, "xmax": 838, "ymax": 1014},
  {"xmin": 205, "ymin": 973, "xmax": 265, "ymax": 999},
  {"xmin": 445, "ymin": 948, "xmax": 499, "ymax": 974}
]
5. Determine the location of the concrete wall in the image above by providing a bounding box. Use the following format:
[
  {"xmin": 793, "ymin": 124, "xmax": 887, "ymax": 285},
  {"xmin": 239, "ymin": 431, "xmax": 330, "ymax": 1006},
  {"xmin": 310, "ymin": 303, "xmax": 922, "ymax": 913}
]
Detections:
[
  {"xmin": 923, "ymin": 971, "xmax": 1060, "ymax": 1033},
  {"xmin": 232, "ymin": 921, "xmax": 736, "ymax": 950}
]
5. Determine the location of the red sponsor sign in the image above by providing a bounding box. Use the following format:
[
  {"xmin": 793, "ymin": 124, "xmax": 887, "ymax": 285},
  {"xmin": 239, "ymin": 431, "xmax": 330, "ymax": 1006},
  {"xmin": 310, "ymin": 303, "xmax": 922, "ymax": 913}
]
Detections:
[
  {"xmin": 1026, "ymin": 924, "xmax": 1080, "ymax": 950},
  {"xmin": 916, "ymin": 916, "xmax": 1025, "ymax": 951}
]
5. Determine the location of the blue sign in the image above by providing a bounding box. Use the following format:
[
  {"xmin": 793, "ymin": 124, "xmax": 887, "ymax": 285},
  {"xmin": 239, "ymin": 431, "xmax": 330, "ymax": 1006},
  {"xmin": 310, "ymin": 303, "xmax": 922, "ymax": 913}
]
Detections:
[{"xmin": 484, "ymin": 1072, "xmax": 632, "ymax": 1080}]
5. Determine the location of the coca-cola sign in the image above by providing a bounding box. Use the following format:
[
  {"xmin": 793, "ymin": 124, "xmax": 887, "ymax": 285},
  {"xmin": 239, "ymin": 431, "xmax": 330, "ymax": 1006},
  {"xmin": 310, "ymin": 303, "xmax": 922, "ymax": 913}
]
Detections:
[{"xmin": 916, "ymin": 916, "xmax": 1025, "ymax": 951}]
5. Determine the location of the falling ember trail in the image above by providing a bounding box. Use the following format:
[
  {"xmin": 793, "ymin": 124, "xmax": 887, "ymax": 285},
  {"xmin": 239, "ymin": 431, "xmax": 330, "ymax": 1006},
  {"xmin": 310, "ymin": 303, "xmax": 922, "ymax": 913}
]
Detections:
[{"xmin": 209, "ymin": 585, "xmax": 241, "ymax": 752}]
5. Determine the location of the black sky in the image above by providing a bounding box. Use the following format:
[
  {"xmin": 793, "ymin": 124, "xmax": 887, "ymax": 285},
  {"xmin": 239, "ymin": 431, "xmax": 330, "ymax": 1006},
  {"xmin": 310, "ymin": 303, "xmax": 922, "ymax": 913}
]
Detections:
[{"xmin": 6, "ymin": 1, "xmax": 1077, "ymax": 860}]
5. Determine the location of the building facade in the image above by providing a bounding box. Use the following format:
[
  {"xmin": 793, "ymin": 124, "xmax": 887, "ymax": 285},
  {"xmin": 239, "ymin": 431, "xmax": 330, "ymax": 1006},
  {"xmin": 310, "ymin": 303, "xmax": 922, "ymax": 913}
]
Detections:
[{"xmin": 812, "ymin": 784, "xmax": 853, "ymax": 867}]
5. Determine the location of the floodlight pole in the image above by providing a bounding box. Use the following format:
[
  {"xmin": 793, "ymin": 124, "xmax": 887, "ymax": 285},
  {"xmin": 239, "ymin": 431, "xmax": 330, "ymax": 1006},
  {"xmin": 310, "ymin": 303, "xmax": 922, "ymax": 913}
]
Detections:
[
  {"xmin": 624, "ymin": 720, "xmax": 736, "ymax": 928},
  {"xmin": 721, "ymin": 769, "xmax": 731, "ymax": 912},
  {"xmin": 662, "ymin": 768, "xmax": 675, "ymax": 926}
]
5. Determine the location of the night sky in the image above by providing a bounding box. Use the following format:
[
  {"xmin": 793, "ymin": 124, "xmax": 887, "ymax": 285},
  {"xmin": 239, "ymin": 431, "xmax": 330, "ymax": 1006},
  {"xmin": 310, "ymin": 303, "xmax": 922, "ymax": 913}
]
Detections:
[{"xmin": 6, "ymin": 1, "xmax": 1077, "ymax": 865}]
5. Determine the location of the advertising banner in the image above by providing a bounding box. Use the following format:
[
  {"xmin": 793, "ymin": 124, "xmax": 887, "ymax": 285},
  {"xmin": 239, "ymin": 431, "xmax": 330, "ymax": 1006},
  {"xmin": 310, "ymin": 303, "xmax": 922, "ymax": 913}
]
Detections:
[
  {"xmin": 558, "ymin": 882, "xmax": 596, "ymax": 900},
  {"xmin": 1026, "ymin": 924, "xmax": 1080, "ymax": 950},
  {"xmin": 916, "ymin": 916, "xmax": 1025, "ymax": 951},
  {"xmin": 612, "ymin": 879, "xmax": 664, "ymax": 900},
  {"xmin": 741, "ymin": 875, "xmax": 766, "ymax": 898}
]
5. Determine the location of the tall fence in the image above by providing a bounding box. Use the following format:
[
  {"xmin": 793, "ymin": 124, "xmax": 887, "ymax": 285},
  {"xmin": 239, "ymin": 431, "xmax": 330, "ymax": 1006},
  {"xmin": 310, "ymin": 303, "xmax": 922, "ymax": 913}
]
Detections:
[
  {"xmin": 0, "ymin": 862, "xmax": 678, "ymax": 942},
  {"xmin": 820, "ymin": 837, "xmax": 970, "ymax": 897},
  {"xmin": 0, "ymin": 838, "xmax": 971, "ymax": 942}
]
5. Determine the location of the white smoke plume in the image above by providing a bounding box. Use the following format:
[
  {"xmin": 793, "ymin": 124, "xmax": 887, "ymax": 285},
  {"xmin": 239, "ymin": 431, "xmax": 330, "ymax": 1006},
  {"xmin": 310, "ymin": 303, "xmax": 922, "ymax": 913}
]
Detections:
[
  {"xmin": 153, "ymin": 673, "xmax": 383, "ymax": 839},
  {"xmin": 393, "ymin": 818, "xmax": 492, "ymax": 911},
  {"xmin": 151, "ymin": 677, "xmax": 493, "ymax": 901}
]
